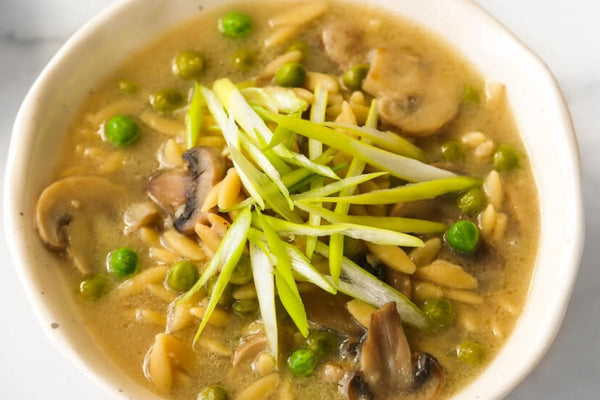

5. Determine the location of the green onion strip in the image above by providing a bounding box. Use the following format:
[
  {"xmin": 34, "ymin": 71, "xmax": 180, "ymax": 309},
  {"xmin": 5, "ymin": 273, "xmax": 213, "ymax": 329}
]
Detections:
[
  {"xmin": 255, "ymin": 211, "xmax": 309, "ymax": 337},
  {"xmin": 306, "ymin": 83, "xmax": 329, "ymax": 259},
  {"xmin": 185, "ymin": 82, "xmax": 204, "ymax": 149},
  {"xmin": 183, "ymin": 208, "xmax": 252, "ymax": 346},
  {"xmin": 249, "ymin": 241, "xmax": 278, "ymax": 360},
  {"xmin": 328, "ymin": 100, "xmax": 377, "ymax": 283}
]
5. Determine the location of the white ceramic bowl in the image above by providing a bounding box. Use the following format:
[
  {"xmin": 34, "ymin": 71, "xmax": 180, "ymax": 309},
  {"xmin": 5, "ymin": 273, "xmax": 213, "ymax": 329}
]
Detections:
[{"xmin": 4, "ymin": 0, "xmax": 584, "ymax": 399}]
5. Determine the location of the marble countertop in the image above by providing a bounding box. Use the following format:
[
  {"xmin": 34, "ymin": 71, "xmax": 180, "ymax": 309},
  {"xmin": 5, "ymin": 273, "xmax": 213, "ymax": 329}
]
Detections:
[{"xmin": 0, "ymin": 0, "xmax": 598, "ymax": 399}]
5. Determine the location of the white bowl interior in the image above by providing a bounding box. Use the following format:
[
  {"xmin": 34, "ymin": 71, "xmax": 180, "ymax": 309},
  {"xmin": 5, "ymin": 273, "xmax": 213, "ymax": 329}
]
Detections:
[{"xmin": 4, "ymin": 0, "xmax": 583, "ymax": 399}]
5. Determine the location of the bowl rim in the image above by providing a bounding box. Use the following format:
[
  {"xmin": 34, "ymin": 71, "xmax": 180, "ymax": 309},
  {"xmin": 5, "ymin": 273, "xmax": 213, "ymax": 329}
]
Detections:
[{"xmin": 3, "ymin": 0, "xmax": 585, "ymax": 399}]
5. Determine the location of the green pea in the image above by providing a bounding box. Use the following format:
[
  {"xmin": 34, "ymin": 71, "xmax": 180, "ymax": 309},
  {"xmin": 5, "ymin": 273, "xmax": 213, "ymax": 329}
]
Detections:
[
  {"xmin": 107, "ymin": 247, "xmax": 139, "ymax": 278},
  {"xmin": 232, "ymin": 299, "xmax": 259, "ymax": 317},
  {"xmin": 457, "ymin": 187, "xmax": 486, "ymax": 215},
  {"xmin": 307, "ymin": 331, "xmax": 337, "ymax": 358},
  {"xmin": 286, "ymin": 41, "xmax": 310, "ymax": 57},
  {"xmin": 456, "ymin": 340, "xmax": 485, "ymax": 364},
  {"xmin": 445, "ymin": 220, "xmax": 480, "ymax": 253},
  {"xmin": 150, "ymin": 88, "xmax": 185, "ymax": 113},
  {"xmin": 207, "ymin": 277, "xmax": 232, "ymax": 307},
  {"xmin": 441, "ymin": 140, "xmax": 464, "ymax": 162},
  {"xmin": 231, "ymin": 48, "xmax": 256, "ymax": 72},
  {"xmin": 166, "ymin": 260, "xmax": 198, "ymax": 292},
  {"xmin": 118, "ymin": 79, "xmax": 139, "ymax": 95},
  {"xmin": 219, "ymin": 11, "xmax": 253, "ymax": 38},
  {"xmin": 423, "ymin": 298, "xmax": 455, "ymax": 328},
  {"xmin": 275, "ymin": 62, "xmax": 306, "ymax": 88},
  {"xmin": 174, "ymin": 50, "xmax": 206, "ymax": 80},
  {"xmin": 287, "ymin": 348, "xmax": 318, "ymax": 377},
  {"xmin": 493, "ymin": 144, "xmax": 520, "ymax": 171},
  {"xmin": 342, "ymin": 64, "xmax": 370, "ymax": 91},
  {"xmin": 104, "ymin": 115, "xmax": 139, "ymax": 147},
  {"xmin": 461, "ymin": 85, "xmax": 480, "ymax": 105},
  {"xmin": 229, "ymin": 256, "xmax": 252, "ymax": 285},
  {"xmin": 79, "ymin": 274, "xmax": 109, "ymax": 299},
  {"xmin": 198, "ymin": 385, "xmax": 229, "ymax": 400}
]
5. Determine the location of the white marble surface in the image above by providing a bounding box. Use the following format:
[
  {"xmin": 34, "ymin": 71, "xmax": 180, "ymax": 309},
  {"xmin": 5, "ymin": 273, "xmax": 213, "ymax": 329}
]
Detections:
[{"xmin": 0, "ymin": 0, "xmax": 598, "ymax": 399}]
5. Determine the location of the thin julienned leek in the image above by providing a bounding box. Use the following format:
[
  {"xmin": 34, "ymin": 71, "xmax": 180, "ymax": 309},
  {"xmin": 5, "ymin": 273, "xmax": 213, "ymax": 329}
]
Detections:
[
  {"xmin": 294, "ymin": 202, "xmax": 447, "ymax": 234},
  {"xmin": 323, "ymin": 122, "xmax": 425, "ymax": 160},
  {"xmin": 306, "ymin": 83, "xmax": 328, "ymax": 259},
  {"xmin": 249, "ymin": 242, "xmax": 278, "ymax": 360},
  {"xmin": 185, "ymin": 82, "xmax": 203, "ymax": 149},
  {"xmin": 263, "ymin": 214, "xmax": 423, "ymax": 247},
  {"xmin": 255, "ymin": 211, "xmax": 309, "ymax": 337},
  {"xmin": 258, "ymin": 109, "xmax": 455, "ymax": 182},
  {"xmin": 301, "ymin": 176, "xmax": 482, "ymax": 205},
  {"xmin": 185, "ymin": 208, "xmax": 252, "ymax": 345},
  {"xmin": 314, "ymin": 242, "xmax": 430, "ymax": 330}
]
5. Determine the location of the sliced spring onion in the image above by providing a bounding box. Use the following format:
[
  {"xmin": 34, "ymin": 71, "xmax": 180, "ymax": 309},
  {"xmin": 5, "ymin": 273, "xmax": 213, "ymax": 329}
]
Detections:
[
  {"xmin": 255, "ymin": 211, "xmax": 309, "ymax": 337},
  {"xmin": 200, "ymin": 85, "xmax": 239, "ymax": 148},
  {"xmin": 238, "ymin": 130, "xmax": 293, "ymax": 209},
  {"xmin": 202, "ymin": 85, "xmax": 299, "ymax": 220},
  {"xmin": 286, "ymin": 162, "xmax": 347, "ymax": 194},
  {"xmin": 219, "ymin": 161, "xmax": 348, "ymax": 213},
  {"xmin": 292, "ymin": 172, "xmax": 388, "ymax": 200},
  {"xmin": 228, "ymin": 141, "xmax": 267, "ymax": 209},
  {"xmin": 365, "ymin": 98, "xmax": 379, "ymax": 129},
  {"xmin": 268, "ymin": 123, "xmax": 294, "ymax": 149},
  {"xmin": 294, "ymin": 202, "xmax": 447, "ymax": 234},
  {"xmin": 284, "ymin": 242, "xmax": 336, "ymax": 294},
  {"xmin": 301, "ymin": 176, "xmax": 482, "ymax": 205},
  {"xmin": 249, "ymin": 242, "xmax": 278, "ymax": 360},
  {"xmin": 247, "ymin": 229, "xmax": 336, "ymax": 294},
  {"xmin": 185, "ymin": 82, "xmax": 203, "ymax": 149},
  {"xmin": 262, "ymin": 215, "xmax": 423, "ymax": 247},
  {"xmin": 328, "ymin": 105, "xmax": 370, "ymax": 284},
  {"xmin": 258, "ymin": 109, "xmax": 456, "ymax": 182},
  {"xmin": 323, "ymin": 122, "xmax": 425, "ymax": 160},
  {"xmin": 234, "ymin": 149, "xmax": 301, "ymax": 221},
  {"xmin": 282, "ymin": 147, "xmax": 338, "ymax": 189},
  {"xmin": 277, "ymin": 148, "xmax": 340, "ymax": 180},
  {"xmin": 314, "ymin": 242, "xmax": 430, "ymax": 330},
  {"xmin": 214, "ymin": 78, "xmax": 272, "ymax": 146},
  {"xmin": 306, "ymin": 83, "xmax": 328, "ymax": 259},
  {"xmin": 241, "ymin": 87, "xmax": 278, "ymax": 113},
  {"xmin": 241, "ymin": 86, "xmax": 309, "ymax": 115},
  {"xmin": 215, "ymin": 79, "xmax": 340, "ymax": 180},
  {"xmin": 266, "ymin": 86, "xmax": 309, "ymax": 114},
  {"xmin": 184, "ymin": 208, "xmax": 252, "ymax": 344}
]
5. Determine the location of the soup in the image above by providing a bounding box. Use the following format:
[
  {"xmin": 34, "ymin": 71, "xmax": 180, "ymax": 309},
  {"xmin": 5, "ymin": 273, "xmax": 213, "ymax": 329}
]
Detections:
[{"xmin": 34, "ymin": 1, "xmax": 539, "ymax": 399}]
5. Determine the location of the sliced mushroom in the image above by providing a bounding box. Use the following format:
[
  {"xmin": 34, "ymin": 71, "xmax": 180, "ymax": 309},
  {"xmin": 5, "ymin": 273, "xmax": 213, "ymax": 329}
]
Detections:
[
  {"xmin": 321, "ymin": 22, "xmax": 368, "ymax": 69},
  {"xmin": 303, "ymin": 291, "xmax": 365, "ymax": 336},
  {"xmin": 359, "ymin": 302, "xmax": 414, "ymax": 396},
  {"xmin": 413, "ymin": 353, "xmax": 445, "ymax": 399},
  {"xmin": 148, "ymin": 146, "xmax": 226, "ymax": 235},
  {"xmin": 344, "ymin": 372, "xmax": 374, "ymax": 400},
  {"xmin": 147, "ymin": 170, "xmax": 191, "ymax": 217},
  {"xmin": 35, "ymin": 176, "xmax": 126, "ymax": 274},
  {"xmin": 362, "ymin": 48, "xmax": 459, "ymax": 136}
]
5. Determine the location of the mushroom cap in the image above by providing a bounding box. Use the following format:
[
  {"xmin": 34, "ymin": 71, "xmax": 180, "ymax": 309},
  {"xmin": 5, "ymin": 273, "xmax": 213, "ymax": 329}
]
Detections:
[
  {"xmin": 36, "ymin": 176, "xmax": 126, "ymax": 250},
  {"xmin": 147, "ymin": 146, "xmax": 226, "ymax": 235},
  {"xmin": 363, "ymin": 48, "xmax": 459, "ymax": 136},
  {"xmin": 35, "ymin": 176, "xmax": 126, "ymax": 274},
  {"xmin": 321, "ymin": 22, "xmax": 368, "ymax": 70},
  {"xmin": 359, "ymin": 302, "xmax": 414, "ymax": 395}
]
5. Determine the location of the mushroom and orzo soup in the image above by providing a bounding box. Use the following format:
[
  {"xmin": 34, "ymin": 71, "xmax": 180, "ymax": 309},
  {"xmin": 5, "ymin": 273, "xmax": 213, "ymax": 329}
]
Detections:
[{"xmin": 34, "ymin": 1, "xmax": 539, "ymax": 399}]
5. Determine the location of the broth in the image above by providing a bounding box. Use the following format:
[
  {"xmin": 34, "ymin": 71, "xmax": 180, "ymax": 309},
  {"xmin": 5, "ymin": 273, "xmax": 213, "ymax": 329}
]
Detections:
[{"xmin": 36, "ymin": 1, "xmax": 539, "ymax": 399}]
